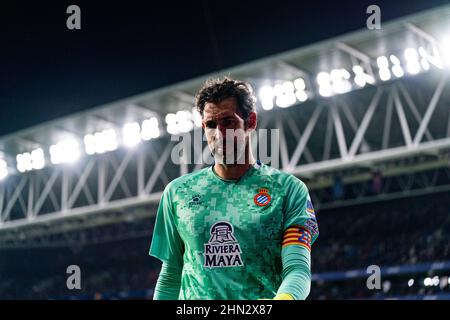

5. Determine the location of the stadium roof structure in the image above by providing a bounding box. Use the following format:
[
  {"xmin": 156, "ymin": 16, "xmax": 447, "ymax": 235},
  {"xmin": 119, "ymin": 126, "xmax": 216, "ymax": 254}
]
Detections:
[
  {"xmin": 1, "ymin": 4, "xmax": 450, "ymax": 245},
  {"xmin": 1, "ymin": 4, "xmax": 449, "ymax": 162}
]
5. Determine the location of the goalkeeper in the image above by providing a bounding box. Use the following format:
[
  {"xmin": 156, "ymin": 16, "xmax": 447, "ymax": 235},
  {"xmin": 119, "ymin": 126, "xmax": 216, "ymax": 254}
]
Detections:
[{"xmin": 149, "ymin": 77, "xmax": 319, "ymax": 300}]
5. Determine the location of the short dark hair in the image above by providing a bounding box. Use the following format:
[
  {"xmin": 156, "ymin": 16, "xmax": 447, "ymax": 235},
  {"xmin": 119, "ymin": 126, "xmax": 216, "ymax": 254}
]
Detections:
[{"xmin": 195, "ymin": 77, "xmax": 256, "ymax": 125}]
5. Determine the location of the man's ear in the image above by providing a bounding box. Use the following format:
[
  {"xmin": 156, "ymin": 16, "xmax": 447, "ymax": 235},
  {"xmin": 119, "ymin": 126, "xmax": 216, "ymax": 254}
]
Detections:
[{"xmin": 245, "ymin": 112, "xmax": 257, "ymax": 131}]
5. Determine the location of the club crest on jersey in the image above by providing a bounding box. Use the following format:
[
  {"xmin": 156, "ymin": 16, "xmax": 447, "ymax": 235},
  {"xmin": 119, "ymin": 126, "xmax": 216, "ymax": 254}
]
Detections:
[
  {"xmin": 204, "ymin": 221, "xmax": 243, "ymax": 268},
  {"xmin": 254, "ymin": 188, "xmax": 271, "ymax": 206}
]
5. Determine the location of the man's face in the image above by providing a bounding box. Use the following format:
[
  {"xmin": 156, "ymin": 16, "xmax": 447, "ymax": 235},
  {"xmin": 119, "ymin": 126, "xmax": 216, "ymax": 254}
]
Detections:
[{"xmin": 202, "ymin": 97, "xmax": 254, "ymax": 164}]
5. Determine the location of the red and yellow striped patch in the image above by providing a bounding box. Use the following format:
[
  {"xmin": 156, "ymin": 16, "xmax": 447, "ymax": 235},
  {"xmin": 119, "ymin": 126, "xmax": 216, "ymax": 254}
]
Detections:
[{"xmin": 282, "ymin": 225, "xmax": 312, "ymax": 251}]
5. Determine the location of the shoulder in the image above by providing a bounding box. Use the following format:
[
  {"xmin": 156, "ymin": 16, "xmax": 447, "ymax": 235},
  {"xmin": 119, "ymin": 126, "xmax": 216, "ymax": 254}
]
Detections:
[
  {"xmin": 163, "ymin": 166, "xmax": 211, "ymax": 196},
  {"xmin": 259, "ymin": 163, "xmax": 309, "ymax": 194}
]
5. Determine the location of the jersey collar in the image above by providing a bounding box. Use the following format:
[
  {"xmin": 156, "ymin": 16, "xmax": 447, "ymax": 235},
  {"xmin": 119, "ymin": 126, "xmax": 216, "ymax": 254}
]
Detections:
[{"xmin": 210, "ymin": 160, "xmax": 262, "ymax": 183}]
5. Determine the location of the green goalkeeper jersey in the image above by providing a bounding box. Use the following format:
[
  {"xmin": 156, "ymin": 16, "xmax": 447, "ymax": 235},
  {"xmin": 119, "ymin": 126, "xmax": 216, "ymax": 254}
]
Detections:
[{"xmin": 149, "ymin": 160, "xmax": 319, "ymax": 300}]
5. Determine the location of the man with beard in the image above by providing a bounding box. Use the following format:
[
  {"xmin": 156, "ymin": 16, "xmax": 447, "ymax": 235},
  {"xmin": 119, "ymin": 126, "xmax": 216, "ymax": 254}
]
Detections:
[{"xmin": 149, "ymin": 77, "xmax": 319, "ymax": 300}]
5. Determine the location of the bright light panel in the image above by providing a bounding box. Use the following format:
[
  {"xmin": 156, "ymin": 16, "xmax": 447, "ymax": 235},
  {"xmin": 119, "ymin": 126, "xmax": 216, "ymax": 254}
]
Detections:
[
  {"xmin": 17, "ymin": 148, "xmax": 45, "ymax": 172},
  {"xmin": 274, "ymin": 81, "xmax": 296, "ymax": 108},
  {"xmin": 377, "ymin": 56, "xmax": 391, "ymax": 81},
  {"xmin": 50, "ymin": 139, "xmax": 80, "ymax": 164},
  {"xmin": 441, "ymin": 37, "xmax": 450, "ymax": 67},
  {"xmin": 294, "ymin": 78, "xmax": 308, "ymax": 102},
  {"xmin": 191, "ymin": 108, "xmax": 202, "ymax": 128},
  {"xmin": 0, "ymin": 159, "xmax": 7, "ymax": 180},
  {"xmin": 141, "ymin": 117, "xmax": 160, "ymax": 140},
  {"xmin": 317, "ymin": 72, "xmax": 333, "ymax": 97},
  {"xmin": 84, "ymin": 129, "xmax": 118, "ymax": 155},
  {"xmin": 404, "ymin": 48, "xmax": 421, "ymax": 75},
  {"xmin": 123, "ymin": 122, "xmax": 142, "ymax": 147},
  {"xmin": 165, "ymin": 111, "xmax": 194, "ymax": 135},
  {"xmin": 258, "ymin": 85, "xmax": 274, "ymax": 110},
  {"xmin": 390, "ymin": 55, "xmax": 404, "ymax": 78}
]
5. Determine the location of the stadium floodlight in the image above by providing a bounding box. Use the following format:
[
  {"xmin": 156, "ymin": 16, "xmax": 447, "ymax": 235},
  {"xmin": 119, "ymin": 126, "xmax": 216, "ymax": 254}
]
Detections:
[
  {"xmin": 17, "ymin": 148, "xmax": 45, "ymax": 172},
  {"xmin": 377, "ymin": 56, "xmax": 391, "ymax": 81},
  {"xmin": 441, "ymin": 37, "xmax": 450, "ymax": 67},
  {"xmin": 84, "ymin": 134, "xmax": 96, "ymax": 155},
  {"xmin": 102, "ymin": 129, "xmax": 119, "ymax": 153},
  {"xmin": 418, "ymin": 47, "xmax": 431, "ymax": 71},
  {"xmin": 50, "ymin": 139, "xmax": 80, "ymax": 164},
  {"xmin": 294, "ymin": 78, "xmax": 308, "ymax": 102},
  {"xmin": 432, "ymin": 276, "xmax": 440, "ymax": 286},
  {"xmin": 166, "ymin": 111, "xmax": 194, "ymax": 135},
  {"xmin": 141, "ymin": 117, "xmax": 160, "ymax": 140},
  {"xmin": 122, "ymin": 122, "xmax": 142, "ymax": 147},
  {"xmin": 165, "ymin": 113, "xmax": 178, "ymax": 135},
  {"xmin": 353, "ymin": 65, "xmax": 369, "ymax": 87},
  {"xmin": 407, "ymin": 279, "xmax": 414, "ymax": 287},
  {"xmin": 317, "ymin": 72, "xmax": 333, "ymax": 97},
  {"xmin": 84, "ymin": 129, "xmax": 118, "ymax": 155},
  {"xmin": 16, "ymin": 152, "xmax": 32, "ymax": 173},
  {"xmin": 177, "ymin": 110, "xmax": 194, "ymax": 133},
  {"xmin": 404, "ymin": 48, "xmax": 421, "ymax": 75},
  {"xmin": 191, "ymin": 108, "xmax": 202, "ymax": 128},
  {"xmin": 258, "ymin": 85, "xmax": 274, "ymax": 110},
  {"xmin": 31, "ymin": 148, "xmax": 45, "ymax": 170},
  {"xmin": 274, "ymin": 81, "xmax": 296, "ymax": 108},
  {"xmin": 0, "ymin": 159, "xmax": 7, "ymax": 180},
  {"xmin": 390, "ymin": 55, "xmax": 404, "ymax": 78},
  {"xmin": 418, "ymin": 45, "xmax": 444, "ymax": 69},
  {"xmin": 330, "ymin": 68, "xmax": 352, "ymax": 94}
]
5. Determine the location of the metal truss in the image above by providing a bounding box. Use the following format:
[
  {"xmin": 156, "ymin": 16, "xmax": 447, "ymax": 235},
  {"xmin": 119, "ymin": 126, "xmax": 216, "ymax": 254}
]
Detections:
[
  {"xmin": 3, "ymin": 165, "xmax": 450, "ymax": 250},
  {"xmin": 1, "ymin": 70, "xmax": 450, "ymax": 235}
]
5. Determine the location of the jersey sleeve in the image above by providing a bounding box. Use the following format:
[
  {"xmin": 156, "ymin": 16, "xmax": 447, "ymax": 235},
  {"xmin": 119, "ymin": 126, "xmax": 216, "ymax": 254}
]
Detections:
[
  {"xmin": 282, "ymin": 175, "xmax": 319, "ymax": 246},
  {"xmin": 149, "ymin": 183, "xmax": 185, "ymax": 267}
]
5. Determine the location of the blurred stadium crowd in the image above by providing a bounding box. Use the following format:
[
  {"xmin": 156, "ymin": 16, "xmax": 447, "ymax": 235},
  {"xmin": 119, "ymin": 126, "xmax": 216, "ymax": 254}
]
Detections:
[
  {"xmin": 311, "ymin": 191, "xmax": 450, "ymax": 299},
  {"xmin": 0, "ymin": 189, "xmax": 449, "ymax": 299},
  {"xmin": 314, "ymin": 192, "xmax": 450, "ymax": 272}
]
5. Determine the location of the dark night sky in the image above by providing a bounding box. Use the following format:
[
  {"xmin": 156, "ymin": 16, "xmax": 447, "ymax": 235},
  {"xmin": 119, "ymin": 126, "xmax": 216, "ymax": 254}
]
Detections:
[{"xmin": 0, "ymin": 0, "xmax": 449, "ymax": 136}]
